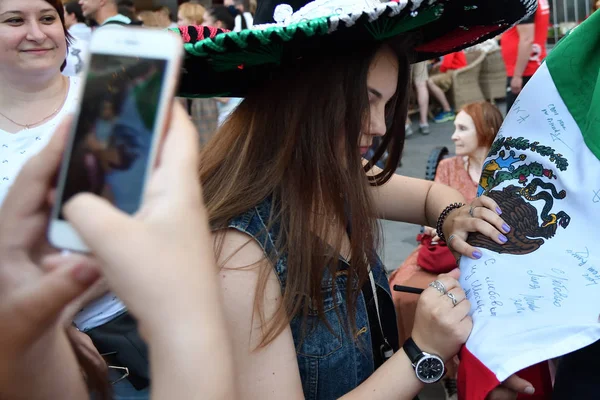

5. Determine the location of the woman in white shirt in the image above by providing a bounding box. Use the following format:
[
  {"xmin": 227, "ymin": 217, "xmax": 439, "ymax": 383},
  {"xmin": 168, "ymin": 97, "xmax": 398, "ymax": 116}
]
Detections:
[{"xmin": 0, "ymin": 0, "xmax": 81, "ymax": 206}]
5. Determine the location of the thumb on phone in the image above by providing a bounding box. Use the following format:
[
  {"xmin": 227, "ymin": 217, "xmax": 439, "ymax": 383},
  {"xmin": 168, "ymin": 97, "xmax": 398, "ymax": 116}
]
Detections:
[{"xmin": 63, "ymin": 193, "xmax": 136, "ymax": 259}]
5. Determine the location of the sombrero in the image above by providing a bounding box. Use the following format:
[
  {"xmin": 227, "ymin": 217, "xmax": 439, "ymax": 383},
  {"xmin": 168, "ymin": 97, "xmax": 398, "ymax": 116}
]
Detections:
[{"xmin": 172, "ymin": 0, "xmax": 537, "ymax": 97}]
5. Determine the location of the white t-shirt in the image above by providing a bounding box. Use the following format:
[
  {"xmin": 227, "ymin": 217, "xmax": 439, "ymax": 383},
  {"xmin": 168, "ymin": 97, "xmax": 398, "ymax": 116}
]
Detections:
[
  {"xmin": 0, "ymin": 77, "xmax": 81, "ymax": 205},
  {"xmin": 73, "ymin": 292, "xmax": 127, "ymax": 332},
  {"xmin": 0, "ymin": 77, "xmax": 127, "ymax": 332},
  {"xmin": 70, "ymin": 22, "xmax": 92, "ymax": 42},
  {"xmin": 63, "ymin": 24, "xmax": 92, "ymax": 77}
]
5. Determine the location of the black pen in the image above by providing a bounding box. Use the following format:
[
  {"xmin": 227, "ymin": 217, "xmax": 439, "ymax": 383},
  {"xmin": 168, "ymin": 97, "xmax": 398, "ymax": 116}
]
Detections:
[{"xmin": 393, "ymin": 285, "xmax": 424, "ymax": 294}]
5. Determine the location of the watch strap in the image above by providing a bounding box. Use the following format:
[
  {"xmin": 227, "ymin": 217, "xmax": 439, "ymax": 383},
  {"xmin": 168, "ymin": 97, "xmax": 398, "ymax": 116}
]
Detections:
[{"xmin": 402, "ymin": 337, "xmax": 422, "ymax": 364}]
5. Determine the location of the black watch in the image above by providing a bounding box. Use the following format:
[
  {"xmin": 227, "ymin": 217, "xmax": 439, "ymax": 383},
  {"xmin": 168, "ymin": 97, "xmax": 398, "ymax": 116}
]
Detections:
[{"xmin": 403, "ymin": 337, "xmax": 445, "ymax": 384}]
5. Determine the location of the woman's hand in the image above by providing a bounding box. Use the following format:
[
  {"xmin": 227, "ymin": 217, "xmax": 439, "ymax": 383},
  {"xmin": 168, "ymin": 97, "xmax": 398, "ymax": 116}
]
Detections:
[
  {"xmin": 411, "ymin": 269, "xmax": 472, "ymax": 362},
  {"xmin": 422, "ymin": 226, "xmax": 441, "ymax": 244},
  {"xmin": 0, "ymin": 118, "xmax": 102, "ymax": 399},
  {"xmin": 485, "ymin": 374, "xmax": 535, "ymax": 399},
  {"xmin": 442, "ymin": 195, "xmax": 510, "ymax": 260},
  {"xmin": 422, "ymin": 226, "xmax": 436, "ymax": 237}
]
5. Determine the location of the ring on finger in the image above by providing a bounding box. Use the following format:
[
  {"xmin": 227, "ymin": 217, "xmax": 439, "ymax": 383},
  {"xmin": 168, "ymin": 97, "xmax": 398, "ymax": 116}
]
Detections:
[
  {"xmin": 469, "ymin": 206, "xmax": 475, "ymax": 218},
  {"xmin": 447, "ymin": 234, "xmax": 457, "ymax": 250},
  {"xmin": 429, "ymin": 279, "xmax": 447, "ymax": 295},
  {"xmin": 447, "ymin": 292, "xmax": 458, "ymax": 307}
]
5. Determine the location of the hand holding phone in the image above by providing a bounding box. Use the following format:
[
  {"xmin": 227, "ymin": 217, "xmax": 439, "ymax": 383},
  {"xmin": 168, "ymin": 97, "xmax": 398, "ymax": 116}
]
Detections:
[
  {"xmin": 53, "ymin": 103, "xmax": 215, "ymax": 332},
  {"xmin": 0, "ymin": 117, "xmax": 102, "ymax": 400},
  {"xmin": 49, "ymin": 27, "xmax": 183, "ymax": 252},
  {"xmin": 50, "ymin": 103, "xmax": 238, "ymax": 399}
]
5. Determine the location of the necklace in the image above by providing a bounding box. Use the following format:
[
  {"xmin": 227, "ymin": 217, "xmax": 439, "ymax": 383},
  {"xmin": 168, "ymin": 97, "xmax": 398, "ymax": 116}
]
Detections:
[{"xmin": 0, "ymin": 77, "xmax": 68, "ymax": 131}]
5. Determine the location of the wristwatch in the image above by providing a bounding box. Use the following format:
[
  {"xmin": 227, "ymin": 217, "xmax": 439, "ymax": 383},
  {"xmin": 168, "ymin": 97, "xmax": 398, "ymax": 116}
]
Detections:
[{"xmin": 403, "ymin": 337, "xmax": 445, "ymax": 384}]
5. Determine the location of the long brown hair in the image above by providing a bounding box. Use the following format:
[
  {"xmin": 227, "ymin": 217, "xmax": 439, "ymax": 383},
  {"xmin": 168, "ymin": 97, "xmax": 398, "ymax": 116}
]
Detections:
[
  {"xmin": 460, "ymin": 101, "xmax": 504, "ymax": 149},
  {"xmin": 200, "ymin": 37, "xmax": 414, "ymax": 346}
]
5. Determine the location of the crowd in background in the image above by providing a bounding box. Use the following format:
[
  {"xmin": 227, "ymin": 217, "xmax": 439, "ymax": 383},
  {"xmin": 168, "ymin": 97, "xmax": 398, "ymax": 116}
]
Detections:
[{"xmin": 63, "ymin": 0, "xmax": 246, "ymax": 145}]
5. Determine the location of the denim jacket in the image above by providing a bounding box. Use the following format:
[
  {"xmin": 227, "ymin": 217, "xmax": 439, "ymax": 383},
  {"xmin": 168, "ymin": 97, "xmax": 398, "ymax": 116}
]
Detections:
[{"xmin": 227, "ymin": 197, "xmax": 397, "ymax": 399}]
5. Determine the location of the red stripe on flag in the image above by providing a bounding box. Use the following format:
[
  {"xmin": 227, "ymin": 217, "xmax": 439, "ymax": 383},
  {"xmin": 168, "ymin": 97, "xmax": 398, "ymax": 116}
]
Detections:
[
  {"xmin": 459, "ymin": 346, "xmax": 553, "ymax": 399},
  {"xmin": 516, "ymin": 364, "xmax": 553, "ymax": 400},
  {"xmin": 458, "ymin": 346, "xmax": 500, "ymax": 400}
]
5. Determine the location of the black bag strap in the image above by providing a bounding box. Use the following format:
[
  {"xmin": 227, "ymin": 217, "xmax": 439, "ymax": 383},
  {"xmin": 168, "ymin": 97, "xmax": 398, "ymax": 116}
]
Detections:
[
  {"xmin": 87, "ymin": 312, "xmax": 150, "ymax": 390},
  {"xmin": 102, "ymin": 20, "xmax": 127, "ymax": 26}
]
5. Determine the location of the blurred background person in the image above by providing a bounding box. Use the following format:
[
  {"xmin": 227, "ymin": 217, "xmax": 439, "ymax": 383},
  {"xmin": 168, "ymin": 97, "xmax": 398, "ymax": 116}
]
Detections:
[
  {"xmin": 64, "ymin": 1, "xmax": 91, "ymax": 42},
  {"xmin": 224, "ymin": 0, "xmax": 253, "ymax": 31},
  {"xmin": 427, "ymin": 51, "xmax": 467, "ymax": 123},
  {"xmin": 63, "ymin": 1, "xmax": 90, "ymax": 76},
  {"xmin": 155, "ymin": 6, "xmax": 177, "ymax": 29},
  {"xmin": 177, "ymin": 2, "xmax": 206, "ymax": 25},
  {"xmin": 409, "ymin": 61, "xmax": 431, "ymax": 135},
  {"xmin": 501, "ymin": 0, "xmax": 550, "ymax": 111},
  {"xmin": 137, "ymin": 10, "xmax": 163, "ymax": 28},
  {"xmin": 117, "ymin": 0, "xmax": 136, "ymax": 20},
  {"xmin": 79, "ymin": 0, "xmax": 132, "ymax": 26},
  {"xmin": 203, "ymin": 4, "xmax": 235, "ymax": 30}
]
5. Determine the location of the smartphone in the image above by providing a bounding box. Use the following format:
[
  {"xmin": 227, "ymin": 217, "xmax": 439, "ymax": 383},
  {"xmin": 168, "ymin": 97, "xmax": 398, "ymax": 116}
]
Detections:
[{"xmin": 48, "ymin": 27, "xmax": 183, "ymax": 252}]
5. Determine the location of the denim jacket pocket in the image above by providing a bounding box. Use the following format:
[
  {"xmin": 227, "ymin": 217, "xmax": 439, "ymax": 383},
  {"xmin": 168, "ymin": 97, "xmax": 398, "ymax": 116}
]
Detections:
[
  {"xmin": 293, "ymin": 311, "xmax": 344, "ymax": 358},
  {"xmin": 294, "ymin": 284, "xmax": 346, "ymax": 358}
]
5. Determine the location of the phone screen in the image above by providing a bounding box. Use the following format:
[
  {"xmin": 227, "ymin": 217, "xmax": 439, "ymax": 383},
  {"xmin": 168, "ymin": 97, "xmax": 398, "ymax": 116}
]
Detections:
[{"xmin": 57, "ymin": 54, "xmax": 167, "ymax": 218}]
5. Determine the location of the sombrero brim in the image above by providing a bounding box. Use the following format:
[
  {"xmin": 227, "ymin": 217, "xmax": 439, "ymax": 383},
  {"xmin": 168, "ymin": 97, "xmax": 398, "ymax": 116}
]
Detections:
[{"xmin": 173, "ymin": 0, "xmax": 536, "ymax": 98}]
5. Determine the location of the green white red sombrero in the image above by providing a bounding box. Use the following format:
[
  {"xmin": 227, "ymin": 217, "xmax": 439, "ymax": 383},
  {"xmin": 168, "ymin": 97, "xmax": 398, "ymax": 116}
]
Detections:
[
  {"xmin": 458, "ymin": 10, "xmax": 600, "ymax": 400},
  {"xmin": 171, "ymin": 0, "xmax": 537, "ymax": 97}
]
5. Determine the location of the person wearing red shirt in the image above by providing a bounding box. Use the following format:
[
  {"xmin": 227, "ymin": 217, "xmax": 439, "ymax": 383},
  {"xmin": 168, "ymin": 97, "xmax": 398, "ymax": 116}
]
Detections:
[
  {"xmin": 439, "ymin": 51, "xmax": 468, "ymax": 73},
  {"xmin": 501, "ymin": 0, "xmax": 550, "ymax": 111}
]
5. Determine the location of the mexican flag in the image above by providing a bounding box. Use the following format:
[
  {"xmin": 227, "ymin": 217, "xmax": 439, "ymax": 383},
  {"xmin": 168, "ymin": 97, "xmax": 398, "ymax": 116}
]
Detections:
[{"xmin": 457, "ymin": 10, "xmax": 600, "ymax": 400}]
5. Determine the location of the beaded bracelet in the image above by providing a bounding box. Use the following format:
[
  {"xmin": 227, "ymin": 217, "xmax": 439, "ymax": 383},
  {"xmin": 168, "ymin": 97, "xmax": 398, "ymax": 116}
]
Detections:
[{"xmin": 435, "ymin": 202, "xmax": 465, "ymax": 243}]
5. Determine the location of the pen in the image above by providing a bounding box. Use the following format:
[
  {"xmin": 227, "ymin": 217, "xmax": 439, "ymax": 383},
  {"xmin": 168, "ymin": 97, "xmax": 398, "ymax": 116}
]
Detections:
[{"xmin": 393, "ymin": 285, "xmax": 424, "ymax": 294}]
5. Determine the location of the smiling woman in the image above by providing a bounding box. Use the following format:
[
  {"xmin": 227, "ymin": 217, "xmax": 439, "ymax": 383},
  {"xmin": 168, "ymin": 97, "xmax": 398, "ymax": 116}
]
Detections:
[{"xmin": 0, "ymin": 0, "xmax": 82, "ymax": 204}]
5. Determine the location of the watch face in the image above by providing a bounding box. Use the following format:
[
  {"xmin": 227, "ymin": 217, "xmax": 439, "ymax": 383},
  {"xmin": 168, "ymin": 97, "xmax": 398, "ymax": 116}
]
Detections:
[{"xmin": 415, "ymin": 355, "xmax": 445, "ymax": 384}]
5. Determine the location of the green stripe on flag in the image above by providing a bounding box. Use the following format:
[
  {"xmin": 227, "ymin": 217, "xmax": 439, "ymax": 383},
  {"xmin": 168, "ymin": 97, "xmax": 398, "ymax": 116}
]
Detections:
[{"xmin": 546, "ymin": 11, "xmax": 600, "ymax": 161}]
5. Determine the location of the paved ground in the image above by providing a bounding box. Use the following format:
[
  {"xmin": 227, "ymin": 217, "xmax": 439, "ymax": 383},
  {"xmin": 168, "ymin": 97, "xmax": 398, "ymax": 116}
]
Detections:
[{"xmin": 381, "ymin": 102, "xmax": 506, "ymax": 399}]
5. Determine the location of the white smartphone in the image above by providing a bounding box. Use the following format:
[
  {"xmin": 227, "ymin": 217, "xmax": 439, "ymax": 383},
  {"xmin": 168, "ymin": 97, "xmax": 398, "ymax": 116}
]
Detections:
[{"xmin": 48, "ymin": 27, "xmax": 183, "ymax": 252}]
